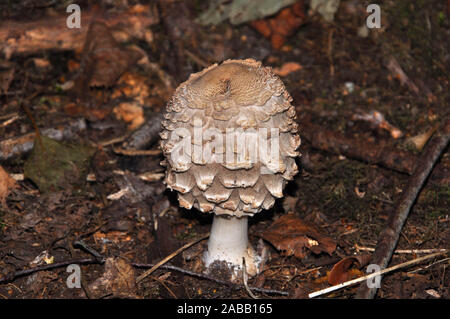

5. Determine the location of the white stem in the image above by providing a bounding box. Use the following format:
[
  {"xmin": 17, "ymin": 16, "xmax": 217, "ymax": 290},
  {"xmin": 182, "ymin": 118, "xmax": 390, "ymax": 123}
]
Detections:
[{"xmin": 204, "ymin": 215, "xmax": 248, "ymax": 269}]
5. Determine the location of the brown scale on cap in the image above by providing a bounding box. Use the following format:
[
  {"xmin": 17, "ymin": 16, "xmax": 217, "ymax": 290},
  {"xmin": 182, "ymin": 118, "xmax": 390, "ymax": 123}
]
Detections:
[{"xmin": 160, "ymin": 59, "xmax": 300, "ymax": 219}]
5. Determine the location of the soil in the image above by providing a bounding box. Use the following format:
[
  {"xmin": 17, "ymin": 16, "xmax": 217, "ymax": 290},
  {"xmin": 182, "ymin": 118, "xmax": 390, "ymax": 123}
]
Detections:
[{"xmin": 0, "ymin": 0, "xmax": 448, "ymax": 299}]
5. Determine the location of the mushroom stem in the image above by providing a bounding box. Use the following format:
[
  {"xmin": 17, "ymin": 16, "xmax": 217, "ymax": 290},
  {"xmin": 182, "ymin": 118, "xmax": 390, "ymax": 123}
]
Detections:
[{"xmin": 204, "ymin": 215, "xmax": 258, "ymax": 276}]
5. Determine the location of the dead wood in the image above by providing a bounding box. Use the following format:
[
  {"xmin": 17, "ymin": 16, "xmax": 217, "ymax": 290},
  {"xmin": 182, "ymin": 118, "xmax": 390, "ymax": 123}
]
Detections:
[
  {"xmin": 300, "ymin": 115, "xmax": 417, "ymax": 174},
  {"xmin": 0, "ymin": 7, "xmax": 158, "ymax": 59},
  {"xmin": 124, "ymin": 112, "xmax": 164, "ymax": 150},
  {"xmin": 355, "ymin": 122, "xmax": 450, "ymax": 299},
  {"xmin": 0, "ymin": 118, "xmax": 86, "ymax": 161}
]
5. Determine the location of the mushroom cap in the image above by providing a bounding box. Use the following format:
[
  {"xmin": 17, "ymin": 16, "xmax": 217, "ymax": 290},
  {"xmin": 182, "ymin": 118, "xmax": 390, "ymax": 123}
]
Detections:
[{"xmin": 160, "ymin": 59, "xmax": 300, "ymax": 217}]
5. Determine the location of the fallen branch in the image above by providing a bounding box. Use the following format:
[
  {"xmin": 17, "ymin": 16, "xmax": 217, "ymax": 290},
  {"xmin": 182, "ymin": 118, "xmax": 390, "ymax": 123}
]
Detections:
[
  {"xmin": 355, "ymin": 122, "xmax": 450, "ymax": 299},
  {"xmin": 0, "ymin": 258, "xmax": 101, "ymax": 284},
  {"xmin": 308, "ymin": 251, "xmax": 448, "ymax": 298},
  {"xmin": 124, "ymin": 112, "xmax": 164, "ymax": 150},
  {"xmin": 300, "ymin": 115, "xmax": 417, "ymax": 174},
  {"xmin": 0, "ymin": 6, "xmax": 159, "ymax": 59},
  {"xmin": 0, "ymin": 118, "xmax": 86, "ymax": 160},
  {"xmin": 354, "ymin": 244, "xmax": 448, "ymax": 255},
  {"xmin": 112, "ymin": 147, "xmax": 161, "ymax": 156}
]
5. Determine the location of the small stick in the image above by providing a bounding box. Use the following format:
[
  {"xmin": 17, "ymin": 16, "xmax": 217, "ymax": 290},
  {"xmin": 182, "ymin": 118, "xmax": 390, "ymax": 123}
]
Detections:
[
  {"xmin": 0, "ymin": 258, "xmax": 102, "ymax": 284},
  {"xmin": 184, "ymin": 49, "xmax": 209, "ymax": 68},
  {"xmin": 355, "ymin": 245, "xmax": 448, "ymax": 255},
  {"xmin": 0, "ymin": 113, "xmax": 19, "ymax": 121},
  {"xmin": 136, "ymin": 233, "xmax": 209, "ymax": 283},
  {"xmin": 309, "ymin": 251, "xmax": 448, "ymax": 298},
  {"xmin": 125, "ymin": 113, "xmax": 164, "ymax": 150},
  {"xmin": 242, "ymin": 258, "xmax": 259, "ymax": 299},
  {"xmin": 112, "ymin": 147, "xmax": 161, "ymax": 156},
  {"xmin": 99, "ymin": 135, "xmax": 128, "ymax": 147},
  {"xmin": 355, "ymin": 122, "xmax": 450, "ymax": 299},
  {"xmin": 0, "ymin": 114, "xmax": 20, "ymax": 128},
  {"xmin": 149, "ymin": 274, "xmax": 178, "ymax": 299}
]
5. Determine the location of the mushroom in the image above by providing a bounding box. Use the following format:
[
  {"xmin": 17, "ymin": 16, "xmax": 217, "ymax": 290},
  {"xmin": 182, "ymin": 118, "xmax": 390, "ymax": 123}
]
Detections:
[{"xmin": 160, "ymin": 59, "xmax": 300, "ymax": 276}]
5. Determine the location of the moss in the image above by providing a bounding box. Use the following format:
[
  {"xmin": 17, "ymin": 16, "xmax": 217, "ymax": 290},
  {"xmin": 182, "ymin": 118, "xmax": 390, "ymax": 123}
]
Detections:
[
  {"xmin": 297, "ymin": 159, "xmax": 372, "ymax": 220},
  {"xmin": 416, "ymin": 185, "xmax": 450, "ymax": 220},
  {"xmin": 385, "ymin": 0, "xmax": 448, "ymax": 78}
]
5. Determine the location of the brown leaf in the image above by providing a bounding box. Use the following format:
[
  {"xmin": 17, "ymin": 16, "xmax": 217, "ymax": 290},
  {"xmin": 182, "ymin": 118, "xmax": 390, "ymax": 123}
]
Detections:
[
  {"xmin": 328, "ymin": 254, "xmax": 371, "ymax": 285},
  {"xmin": 0, "ymin": 165, "xmax": 17, "ymax": 207},
  {"xmin": 88, "ymin": 257, "xmax": 137, "ymax": 298},
  {"xmin": 111, "ymin": 72, "xmax": 151, "ymax": 106},
  {"xmin": 262, "ymin": 214, "xmax": 337, "ymax": 259},
  {"xmin": 113, "ymin": 102, "xmax": 145, "ymax": 130},
  {"xmin": 250, "ymin": 1, "xmax": 306, "ymax": 49},
  {"xmin": 76, "ymin": 21, "xmax": 142, "ymax": 89},
  {"xmin": 273, "ymin": 62, "xmax": 302, "ymax": 77}
]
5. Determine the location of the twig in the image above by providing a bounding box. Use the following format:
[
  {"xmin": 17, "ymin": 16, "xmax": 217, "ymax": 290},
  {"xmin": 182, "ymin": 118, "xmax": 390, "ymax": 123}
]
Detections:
[
  {"xmin": 0, "ymin": 112, "xmax": 19, "ymax": 121},
  {"xmin": 124, "ymin": 113, "xmax": 164, "ymax": 150},
  {"xmin": 327, "ymin": 28, "xmax": 334, "ymax": 77},
  {"xmin": 73, "ymin": 241, "xmax": 104, "ymax": 259},
  {"xmin": 242, "ymin": 258, "xmax": 259, "ymax": 299},
  {"xmin": 309, "ymin": 251, "xmax": 448, "ymax": 298},
  {"xmin": 184, "ymin": 49, "xmax": 209, "ymax": 68},
  {"xmin": 112, "ymin": 147, "xmax": 161, "ymax": 156},
  {"xmin": 20, "ymin": 96, "xmax": 44, "ymax": 151},
  {"xmin": 355, "ymin": 122, "xmax": 450, "ymax": 299},
  {"xmin": 299, "ymin": 114, "xmax": 417, "ymax": 174},
  {"xmin": 98, "ymin": 135, "xmax": 128, "ymax": 147},
  {"xmin": 407, "ymin": 257, "xmax": 450, "ymax": 274},
  {"xmin": 354, "ymin": 245, "xmax": 448, "ymax": 255},
  {"xmin": 0, "ymin": 258, "xmax": 103, "ymax": 284},
  {"xmin": 0, "ymin": 114, "xmax": 20, "ymax": 128},
  {"xmin": 136, "ymin": 233, "xmax": 209, "ymax": 283},
  {"xmin": 149, "ymin": 274, "xmax": 178, "ymax": 299}
]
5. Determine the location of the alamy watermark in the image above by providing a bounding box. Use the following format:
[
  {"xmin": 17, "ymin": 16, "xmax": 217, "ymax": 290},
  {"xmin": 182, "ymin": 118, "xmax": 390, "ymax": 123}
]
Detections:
[
  {"xmin": 366, "ymin": 263, "xmax": 381, "ymax": 288},
  {"xmin": 366, "ymin": 4, "xmax": 381, "ymax": 29},
  {"xmin": 167, "ymin": 120, "xmax": 283, "ymax": 174},
  {"xmin": 66, "ymin": 264, "xmax": 81, "ymax": 288},
  {"xmin": 66, "ymin": 4, "xmax": 81, "ymax": 29}
]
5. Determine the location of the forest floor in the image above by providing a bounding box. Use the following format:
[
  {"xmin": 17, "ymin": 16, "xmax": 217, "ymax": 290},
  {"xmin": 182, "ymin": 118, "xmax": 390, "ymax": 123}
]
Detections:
[{"xmin": 0, "ymin": 0, "xmax": 448, "ymax": 299}]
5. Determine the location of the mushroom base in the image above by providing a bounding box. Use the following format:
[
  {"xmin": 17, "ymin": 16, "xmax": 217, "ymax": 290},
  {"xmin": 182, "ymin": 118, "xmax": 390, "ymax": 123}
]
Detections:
[{"xmin": 203, "ymin": 215, "xmax": 260, "ymax": 278}]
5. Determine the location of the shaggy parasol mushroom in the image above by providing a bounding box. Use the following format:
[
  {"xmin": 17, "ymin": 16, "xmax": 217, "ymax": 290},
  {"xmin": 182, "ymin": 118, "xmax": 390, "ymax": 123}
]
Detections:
[{"xmin": 160, "ymin": 59, "xmax": 300, "ymax": 276}]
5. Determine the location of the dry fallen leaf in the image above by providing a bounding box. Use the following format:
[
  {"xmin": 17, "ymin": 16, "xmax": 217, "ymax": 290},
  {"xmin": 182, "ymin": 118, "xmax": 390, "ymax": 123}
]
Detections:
[
  {"xmin": 76, "ymin": 21, "xmax": 142, "ymax": 88},
  {"xmin": 250, "ymin": 1, "xmax": 306, "ymax": 49},
  {"xmin": 273, "ymin": 62, "xmax": 302, "ymax": 77},
  {"xmin": 113, "ymin": 102, "xmax": 145, "ymax": 130},
  {"xmin": 0, "ymin": 165, "xmax": 18, "ymax": 207},
  {"xmin": 327, "ymin": 254, "xmax": 371, "ymax": 285},
  {"xmin": 406, "ymin": 125, "xmax": 438, "ymax": 151},
  {"xmin": 88, "ymin": 257, "xmax": 137, "ymax": 298},
  {"xmin": 112, "ymin": 72, "xmax": 150, "ymax": 106},
  {"xmin": 33, "ymin": 58, "xmax": 51, "ymax": 69},
  {"xmin": 262, "ymin": 214, "xmax": 337, "ymax": 259}
]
